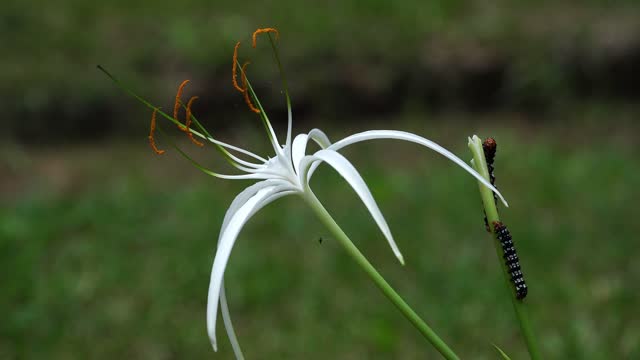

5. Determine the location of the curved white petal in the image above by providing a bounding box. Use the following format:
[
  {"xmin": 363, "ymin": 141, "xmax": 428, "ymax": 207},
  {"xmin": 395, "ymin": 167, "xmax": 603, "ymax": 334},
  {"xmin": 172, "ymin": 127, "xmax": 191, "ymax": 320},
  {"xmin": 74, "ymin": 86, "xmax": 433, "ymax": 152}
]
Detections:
[
  {"xmin": 291, "ymin": 130, "xmax": 334, "ymax": 176},
  {"xmin": 316, "ymin": 130, "xmax": 507, "ymax": 207},
  {"xmin": 205, "ymin": 136, "xmax": 268, "ymax": 164},
  {"xmin": 214, "ymin": 172, "xmax": 288, "ymax": 181},
  {"xmin": 299, "ymin": 149, "xmax": 404, "ymax": 264},
  {"xmin": 221, "ymin": 148, "xmax": 264, "ymax": 170},
  {"xmin": 220, "ymin": 282, "xmax": 244, "ymax": 360},
  {"xmin": 284, "ymin": 102, "xmax": 293, "ymax": 163},
  {"xmin": 216, "ymin": 186, "xmax": 263, "ymax": 358},
  {"xmin": 207, "ymin": 185, "xmax": 293, "ymax": 351},
  {"xmin": 261, "ymin": 113, "xmax": 284, "ymax": 158},
  {"xmin": 291, "ymin": 134, "xmax": 309, "ymax": 175},
  {"xmin": 221, "ymin": 180, "xmax": 285, "ymax": 232},
  {"xmin": 181, "ymin": 126, "xmax": 265, "ymax": 166},
  {"xmin": 216, "ymin": 180, "xmax": 294, "ymax": 358},
  {"xmin": 307, "ymin": 128, "xmax": 332, "ymax": 148},
  {"xmin": 231, "ymin": 162, "xmax": 266, "ymax": 174}
]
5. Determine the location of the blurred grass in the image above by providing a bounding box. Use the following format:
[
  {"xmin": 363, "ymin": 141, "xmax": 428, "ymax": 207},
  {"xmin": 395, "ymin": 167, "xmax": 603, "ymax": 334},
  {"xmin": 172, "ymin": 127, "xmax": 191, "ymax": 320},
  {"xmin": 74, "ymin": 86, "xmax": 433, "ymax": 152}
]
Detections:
[
  {"xmin": 1, "ymin": 118, "xmax": 638, "ymax": 359},
  {"xmin": 4, "ymin": 0, "xmax": 634, "ymax": 86},
  {"xmin": 4, "ymin": 0, "xmax": 640, "ymax": 140}
]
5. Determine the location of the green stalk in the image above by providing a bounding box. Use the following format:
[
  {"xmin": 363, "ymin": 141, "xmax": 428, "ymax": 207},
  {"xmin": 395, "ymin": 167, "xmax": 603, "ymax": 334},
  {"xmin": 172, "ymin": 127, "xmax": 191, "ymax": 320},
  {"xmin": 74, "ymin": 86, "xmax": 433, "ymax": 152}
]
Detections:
[
  {"xmin": 468, "ymin": 136, "xmax": 541, "ymax": 360},
  {"xmin": 302, "ymin": 190, "xmax": 460, "ymax": 360}
]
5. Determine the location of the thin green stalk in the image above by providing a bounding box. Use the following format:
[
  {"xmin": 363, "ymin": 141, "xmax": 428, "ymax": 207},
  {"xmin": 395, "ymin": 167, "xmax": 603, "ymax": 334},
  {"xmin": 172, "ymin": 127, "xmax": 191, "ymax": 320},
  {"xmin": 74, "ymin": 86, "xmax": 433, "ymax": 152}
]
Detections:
[
  {"xmin": 302, "ymin": 190, "xmax": 460, "ymax": 360},
  {"xmin": 468, "ymin": 136, "xmax": 541, "ymax": 360}
]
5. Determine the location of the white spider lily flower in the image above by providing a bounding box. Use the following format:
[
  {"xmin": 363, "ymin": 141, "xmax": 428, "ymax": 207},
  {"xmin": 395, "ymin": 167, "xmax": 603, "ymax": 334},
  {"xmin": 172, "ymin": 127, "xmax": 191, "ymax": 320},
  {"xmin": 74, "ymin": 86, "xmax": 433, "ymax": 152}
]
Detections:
[
  {"xmin": 202, "ymin": 30, "xmax": 506, "ymax": 354},
  {"xmin": 99, "ymin": 28, "xmax": 506, "ymax": 359},
  {"xmin": 206, "ymin": 125, "xmax": 507, "ymax": 351}
]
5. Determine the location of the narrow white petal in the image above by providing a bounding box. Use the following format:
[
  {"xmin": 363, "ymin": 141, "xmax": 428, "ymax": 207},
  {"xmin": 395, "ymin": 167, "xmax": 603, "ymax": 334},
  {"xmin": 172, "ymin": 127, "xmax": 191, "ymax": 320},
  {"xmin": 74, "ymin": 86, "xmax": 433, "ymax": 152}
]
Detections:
[
  {"xmin": 264, "ymin": 116, "xmax": 284, "ymax": 157},
  {"xmin": 292, "ymin": 129, "xmax": 333, "ymax": 177},
  {"xmin": 300, "ymin": 149, "xmax": 404, "ymax": 264},
  {"xmin": 214, "ymin": 172, "xmax": 287, "ymax": 181},
  {"xmin": 221, "ymin": 180, "xmax": 283, "ymax": 232},
  {"xmin": 321, "ymin": 130, "xmax": 507, "ymax": 206},
  {"xmin": 284, "ymin": 104, "xmax": 293, "ymax": 162},
  {"xmin": 291, "ymin": 134, "xmax": 309, "ymax": 175},
  {"xmin": 220, "ymin": 282, "xmax": 244, "ymax": 359},
  {"xmin": 177, "ymin": 126, "xmax": 266, "ymax": 165},
  {"xmin": 215, "ymin": 181, "xmax": 295, "ymax": 356},
  {"xmin": 207, "ymin": 185, "xmax": 292, "ymax": 351},
  {"xmin": 206, "ymin": 137, "xmax": 268, "ymax": 163},
  {"xmin": 221, "ymin": 149, "xmax": 264, "ymax": 170},
  {"xmin": 307, "ymin": 128, "xmax": 332, "ymax": 148},
  {"xmin": 231, "ymin": 162, "xmax": 265, "ymax": 173},
  {"xmin": 247, "ymin": 189, "xmax": 297, "ymax": 219}
]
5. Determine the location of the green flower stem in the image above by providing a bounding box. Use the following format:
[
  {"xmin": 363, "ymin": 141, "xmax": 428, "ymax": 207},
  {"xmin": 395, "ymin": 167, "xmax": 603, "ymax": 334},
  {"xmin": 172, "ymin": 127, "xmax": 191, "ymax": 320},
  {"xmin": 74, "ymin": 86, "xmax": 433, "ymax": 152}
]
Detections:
[
  {"xmin": 302, "ymin": 190, "xmax": 460, "ymax": 360},
  {"xmin": 468, "ymin": 136, "xmax": 541, "ymax": 360}
]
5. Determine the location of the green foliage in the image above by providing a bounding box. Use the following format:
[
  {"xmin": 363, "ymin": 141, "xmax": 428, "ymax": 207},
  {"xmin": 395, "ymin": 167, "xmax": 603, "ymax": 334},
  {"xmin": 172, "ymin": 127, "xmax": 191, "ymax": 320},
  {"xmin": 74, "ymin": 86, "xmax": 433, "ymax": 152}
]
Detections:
[
  {"xmin": 1, "ymin": 123, "xmax": 638, "ymax": 358},
  {"xmin": 4, "ymin": 0, "xmax": 640, "ymax": 140},
  {"xmin": 493, "ymin": 344, "xmax": 513, "ymax": 360}
]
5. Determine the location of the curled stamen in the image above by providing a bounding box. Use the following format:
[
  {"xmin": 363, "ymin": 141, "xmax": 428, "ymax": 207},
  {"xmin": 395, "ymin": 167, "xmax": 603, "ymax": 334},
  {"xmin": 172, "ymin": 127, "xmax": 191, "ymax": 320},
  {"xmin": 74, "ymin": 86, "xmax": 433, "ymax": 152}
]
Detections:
[
  {"xmin": 252, "ymin": 28, "xmax": 279, "ymax": 48},
  {"xmin": 174, "ymin": 80, "xmax": 190, "ymax": 121},
  {"xmin": 148, "ymin": 109, "xmax": 166, "ymax": 155},
  {"xmin": 184, "ymin": 96, "xmax": 204, "ymax": 147},
  {"xmin": 241, "ymin": 62, "xmax": 260, "ymax": 113},
  {"xmin": 232, "ymin": 42, "xmax": 245, "ymax": 92}
]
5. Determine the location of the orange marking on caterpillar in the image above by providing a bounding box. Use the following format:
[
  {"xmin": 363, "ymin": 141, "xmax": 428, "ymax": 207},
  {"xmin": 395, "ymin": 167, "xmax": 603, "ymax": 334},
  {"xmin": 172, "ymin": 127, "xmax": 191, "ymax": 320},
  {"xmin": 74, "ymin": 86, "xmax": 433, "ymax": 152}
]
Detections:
[
  {"xmin": 148, "ymin": 109, "xmax": 165, "ymax": 155},
  {"xmin": 174, "ymin": 80, "xmax": 190, "ymax": 121},
  {"xmin": 232, "ymin": 42, "xmax": 245, "ymax": 92},
  {"xmin": 183, "ymin": 96, "xmax": 204, "ymax": 147},
  {"xmin": 241, "ymin": 62, "xmax": 260, "ymax": 113},
  {"xmin": 252, "ymin": 28, "xmax": 279, "ymax": 48}
]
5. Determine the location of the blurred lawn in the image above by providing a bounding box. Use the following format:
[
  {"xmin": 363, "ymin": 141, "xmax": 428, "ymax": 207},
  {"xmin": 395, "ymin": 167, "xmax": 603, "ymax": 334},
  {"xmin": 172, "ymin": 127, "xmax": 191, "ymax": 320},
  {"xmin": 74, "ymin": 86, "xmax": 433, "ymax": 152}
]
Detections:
[
  {"xmin": 5, "ymin": 0, "xmax": 640, "ymax": 140},
  {"xmin": 1, "ymin": 117, "xmax": 638, "ymax": 359}
]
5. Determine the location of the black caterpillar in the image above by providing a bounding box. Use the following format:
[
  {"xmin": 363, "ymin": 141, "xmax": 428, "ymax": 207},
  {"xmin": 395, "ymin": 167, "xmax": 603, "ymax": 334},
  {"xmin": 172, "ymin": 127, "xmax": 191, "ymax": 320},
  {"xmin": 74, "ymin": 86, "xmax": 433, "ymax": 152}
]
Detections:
[
  {"xmin": 483, "ymin": 138, "xmax": 497, "ymax": 191},
  {"xmin": 493, "ymin": 221, "xmax": 527, "ymax": 300},
  {"xmin": 482, "ymin": 138, "xmax": 498, "ymax": 232}
]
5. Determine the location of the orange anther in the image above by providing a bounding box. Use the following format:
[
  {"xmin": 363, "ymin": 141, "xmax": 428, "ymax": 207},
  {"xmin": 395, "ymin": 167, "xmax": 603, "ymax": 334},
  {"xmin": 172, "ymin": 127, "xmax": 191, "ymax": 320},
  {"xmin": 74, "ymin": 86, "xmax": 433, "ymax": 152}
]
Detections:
[
  {"xmin": 184, "ymin": 96, "xmax": 204, "ymax": 147},
  {"xmin": 232, "ymin": 42, "xmax": 245, "ymax": 92},
  {"xmin": 241, "ymin": 62, "xmax": 260, "ymax": 113},
  {"xmin": 174, "ymin": 80, "xmax": 190, "ymax": 121},
  {"xmin": 252, "ymin": 28, "xmax": 279, "ymax": 48},
  {"xmin": 148, "ymin": 109, "xmax": 165, "ymax": 155}
]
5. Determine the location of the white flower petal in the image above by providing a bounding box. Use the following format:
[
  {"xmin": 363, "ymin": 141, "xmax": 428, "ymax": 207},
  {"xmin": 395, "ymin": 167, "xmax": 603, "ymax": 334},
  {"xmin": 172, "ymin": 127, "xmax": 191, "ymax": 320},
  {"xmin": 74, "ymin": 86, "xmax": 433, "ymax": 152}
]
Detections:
[
  {"xmin": 215, "ymin": 180, "xmax": 294, "ymax": 357},
  {"xmin": 291, "ymin": 133, "xmax": 309, "ymax": 175},
  {"xmin": 319, "ymin": 130, "xmax": 507, "ymax": 206},
  {"xmin": 207, "ymin": 185, "xmax": 293, "ymax": 351},
  {"xmin": 284, "ymin": 104, "xmax": 293, "ymax": 161},
  {"xmin": 299, "ymin": 149, "xmax": 404, "ymax": 264},
  {"xmin": 220, "ymin": 281, "xmax": 244, "ymax": 360},
  {"xmin": 213, "ymin": 173, "xmax": 277, "ymax": 180},
  {"xmin": 263, "ymin": 115, "xmax": 284, "ymax": 158},
  {"xmin": 215, "ymin": 183, "xmax": 268, "ymax": 357},
  {"xmin": 307, "ymin": 128, "xmax": 332, "ymax": 148},
  {"xmin": 206, "ymin": 137, "xmax": 267, "ymax": 167},
  {"xmin": 221, "ymin": 180, "xmax": 284, "ymax": 232},
  {"xmin": 291, "ymin": 129, "xmax": 333, "ymax": 176}
]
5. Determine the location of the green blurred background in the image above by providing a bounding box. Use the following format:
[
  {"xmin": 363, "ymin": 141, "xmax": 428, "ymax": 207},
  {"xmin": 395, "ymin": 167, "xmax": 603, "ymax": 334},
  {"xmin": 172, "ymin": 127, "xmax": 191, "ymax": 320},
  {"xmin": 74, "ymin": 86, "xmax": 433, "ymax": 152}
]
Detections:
[{"xmin": 1, "ymin": 0, "xmax": 639, "ymax": 358}]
